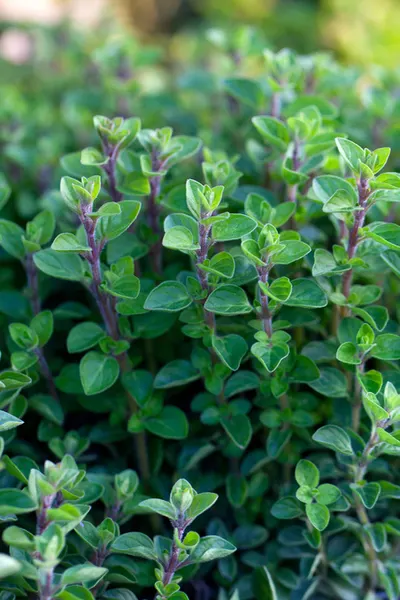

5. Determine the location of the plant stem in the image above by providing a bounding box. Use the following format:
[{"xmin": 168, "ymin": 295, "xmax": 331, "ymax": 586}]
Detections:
[
  {"xmin": 39, "ymin": 569, "xmax": 54, "ymax": 600},
  {"xmin": 352, "ymin": 425, "xmax": 383, "ymax": 593},
  {"xmin": 36, "ymin": 494, "xmax": 57, "ymax": 600},
  {"xmin": 352, "ymin": 362, "xmax": 365, "ymax": 433},
  {"xmin": 341, "ymin": 178, "xmax": 370, "ymax": 311},
  {"xmin": 102, "ymin": 142, "xmax": 122, "ymax": 203},
  {"xmin": 34, "ymin": 347, "xmax": 60, "ymax": 403},
  {"xmin": 25, "ymin": 254, "xmax": 60, "ymax": 403},
  {"xmin": 80, "ymin": 206, "xmax": 152, "ymax": 484},
  {"xmin": 36, "ymin": 493, "xmax": 56, "ymax": 535},
  {"xmin": 91, "ymin": 545, "xmax": 110, "ymax": 597},
  {"xmin": 271, "ymin": 92, "xmax": 281, "ymax": 119},
  {"xmin": 195, "ymin": 220, "xmax": 215, "ymax": 331},
  {"xmin": 147, "ymin": 150, "xmax": 165, "ymax": 275},
  {"xmin": 287, "ymin": 136, "xmax": 301, "ymax": 205},
  {"xmin": 162, "ymin": 518, "xmax": 186, "ymax": 589},
  {"xmin": 257, "ymin": 265, "xmax": 273, "ymax": 337},
  {"xmin": 26, "ymin": 253, "xmax": 41, "ymax": 315}
]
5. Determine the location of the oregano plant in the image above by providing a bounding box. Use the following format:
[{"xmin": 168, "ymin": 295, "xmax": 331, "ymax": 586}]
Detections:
[{"xmin": 0, "ymin": 19, "xmax": 400, "ymax": 600}]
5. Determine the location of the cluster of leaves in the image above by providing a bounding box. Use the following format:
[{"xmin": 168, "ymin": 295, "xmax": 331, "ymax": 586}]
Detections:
[{"xmin": 1, "ymin": 19, "xmax": 400, "ymax": 600}]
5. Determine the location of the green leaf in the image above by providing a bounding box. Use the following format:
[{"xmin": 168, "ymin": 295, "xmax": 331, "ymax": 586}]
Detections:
[
  {"xmin": 204, "ymin": 285, "xmax": 252, "ymax": 315},
  {"xmin": 312, "ymin": 175, "xmax": 357, "ymax": 205},
  {"xmin": 312, "ymin": 425, "xmax": 354, "ymax": 455},
  {"xmin": 312, "ymin": 248, "xmax": 350, "ymax": 277},
  {"xmin": 0, "ymin": 173, "xmax": 11, "ymax": 211},
  {"xmin": 199, "ymin": 252, "xmax": 235, "ymax": 279},
  {"xmin": 377, "ymin": 428, "xmax": 400, "ymax": 447},
  {"xmin": 308, "ymin": 367, "xmax": 347, "ymax": 398},
  {"xmin": 31, "ymin": 310, "xmax": 54, "ymax": 347},
  {"xmin": 252, "ymin": 116, "xmax": 290, "ymax": 152},
  {"xmin": 382, "ymin": 250, "xmax": 400, "ymax": 277},
  {"xmin": 366, "ymin": 223, "xmax": 400, "ymax": 250},
  {"xmin": 79, "ymin": 352, "xmax": 120, "ymax": 395},
  {"xmin": 335, "ymin": 137, "xmax": 364, "ymax": 172},
  {"xmin": 154, "ymin": 360, "xmax": 200, "ymax": 389},
  {"xmin": 366, "ymin": 523, "xmax": 386, "ymax": 552},
  {"xmin": 212, "ymin": 214, "xmax": 257, "ymax": 241},
  {"xmin": 0, "ymin": 489, "xmax": 37, "ymax": 516},
  {"xmin": 111, "ymin": 533, "xmax": 156, "ymax": 560},
  {"xmin": 371, "ymin": 334, "xmax": 400, "ymax": 361},
  {"xmin": 323, "ymin": 189, "xmax": 357, "ymax": 213},
  {"xmin": 34, "ymin": 249, "xmax": 85, "ymax": 281},
  {"xmin": 9, "ymin": 322, "xmax": 38, "ymax": 350},
  {"xmin": 221, "ymin": 414, "xmax": 252, "ymax": 449},
  {"xmin": 295, "ymin": 460, "xmax": 319, "ymax": 488},
  {"xmin": 252, "ymin": 566, "xmax": 277, "ymax": 600},
  {"xmin": 12, "ymin": 351, "xmax": 35, "ymax": 375},
  {"xmin": 212, "ymin": 335, "xmax": 247, "ymax": 371},
  {"xmin": 52, "ymin": 233, "xmax": 91, "ymax": 253},
  {"xmin": 336, "ymin": 342, "xmax": 361, "ymax": 365},
  {"xmin": 188, "ymin": 536, "xmax": 236, "ymax": 563},
  {"xmin": 0, "ymin": 220, "xmax": 25, "ymax": 259},
  {"xmin": 0, "ymin": 554, "xmax": 22, "ymax": 579},
  {"xmin": 67, "ymin": 323, "xmax": 106, "ymax": 353},
  {"xmin": 271, "ymin": 497, "xmax": 302, "ymax": 519},
  {"xmin": 262, "ymin": 277, "xmax": 292, "ymax": 303},
  {"xmin": 145, "ymin": 406, "xmax": 189, "ymax": 439},
  {"xmin": 284, "ymin": 278, "xmax": 327, "ymax": 308},
  {"xmin": 317, "ymin": 484, "xmax": 341, "ymax": 505},
  {"xmin": 273, "ymin": 241, "xmax": 311, "ymax": 265},
  {"xmin": 103, "ymin": 275, "xmax": 140, "ymax": 300},
  {"xmin": 163, "ymin": 225, "xmax": 199, "ymax": 251},
  {"xmin": 226, "ymin": 474, "xmax": 248, "ymax": 508},
  {"xmin": 306, "ymin": 503, "xmax": 330, "ymax": 531},
  {"xmin": 90, "ymin": 202, "xmax": 121, "ymax": 217},
  {"xmin": 224, "ymin": 78, "xmax": 263, "ymax": 107},
  {"xmin": 267, "ymin": 428, "xmax": 292, "ymax": 458},
  {"xmin": 251, "ymin": 341, "xmax": 289, "ymax": 373},
  {"xmin": 353, "ymin": 482, "xmax": 381, "ymax": 509},
  {"xmin": 0, "ymin": 411, "xmax": 23, "ymax": 432},
  {"xmin": 144, "ymin": 281, "xmax": 192, "ymax": 312},
  {"xmin": 138, "ymin": 499, "xmax": 177, "ymax": 519},
  {"xmin": 98, "ymin": 201, "xmax": 141, "ymax": 241},
  {"xmin": 30, "ymin": 394, "xmax": 64, "ymax": 425},
  {"xmin": 0, "ymin": 370, "xmax": 32, "ymax": 390},
  {"xmin": 61, "ymin": 564, "xmax": 108, "ymax": 585},
  {"xmin": 186, "ymin": 493, "xmax": 218, "ymax": 520}
]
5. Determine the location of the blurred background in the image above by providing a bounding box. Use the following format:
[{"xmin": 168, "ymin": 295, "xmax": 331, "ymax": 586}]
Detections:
[{"xmin": 0, "ymin": 0, "xmax": 399, "ymax": 67}]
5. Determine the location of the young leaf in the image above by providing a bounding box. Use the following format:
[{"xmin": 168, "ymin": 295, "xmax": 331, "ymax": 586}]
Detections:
[
  {"xmin": 144, "ymin": 282, "xmax": 192, "ymax": 312},
  {"xmin": 79, "ymin": 352, "xmax": 120, "ymax": 395},
  {"xmin": 312, "ymin": 425, "xmax": 354, "ymax": 455}
]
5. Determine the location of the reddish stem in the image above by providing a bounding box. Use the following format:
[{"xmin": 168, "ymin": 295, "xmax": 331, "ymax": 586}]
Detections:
[
  {"xmin": 342, "ymin": 178, "xmax": 370, "ymax": 303},
  {"xmin": 257, "ymin": 265, "xmax": 273, "ymax": 337}
]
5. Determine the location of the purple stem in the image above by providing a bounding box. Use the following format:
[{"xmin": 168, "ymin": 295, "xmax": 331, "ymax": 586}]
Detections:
[
  {"xmin": 26, "ymin": 253, "xmax": 41, "ymax": 315},
  {"xmin": 271, "ymin": 92, "xmax": 281, "ymax": 119},
  {"xmin": 342, "ymin": 178, "xmax": 370, "ymax": 302},
  {"xmin": 162, "ymin": 517, "xmax": 186, "ymax": 589},
  {"xmin": 36, "ymin": 494, "xmax": 57, "ymax": 600},
  {"xmin": 195, "ymin": 221, "xmax": 216, "ymax": 334},
  {"xmin": 287, "ymin": 137, "xmax": 301, "ymax": 204},
  {"xmin": 25, "ymin": 254, "xmax": 59, "ymax": 403},
  {"xmin": 102, "ymin": 142, "xmax": 122, "ymax": 203},
  {"xmin": 147, "ymin": 149, "xmax": 165, "ymax": 275},
  {"xmin": 81, "ymin": 207, "xmax": 119, "ymax": 340},
  {"xmin": 34, "ymin": 348, "xmax": 60, "ymax": 402},
  {"xmin": 80, "ymin": 206, "xmax": 152, "ymax": 484},
  {"xmin": 91, "ymin": 544, "xmax": 110, "ymax": 597},
  {"xmin": 36, "ymin": 494, "xmax": 55, "ymax": 536},
  {"xmin": 39, "ymin": 570, "xmax": 54, "ymax": 600},
  {"xmin": 257, "ymin": 265, "xmax": 273, "ymax": 337}
]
